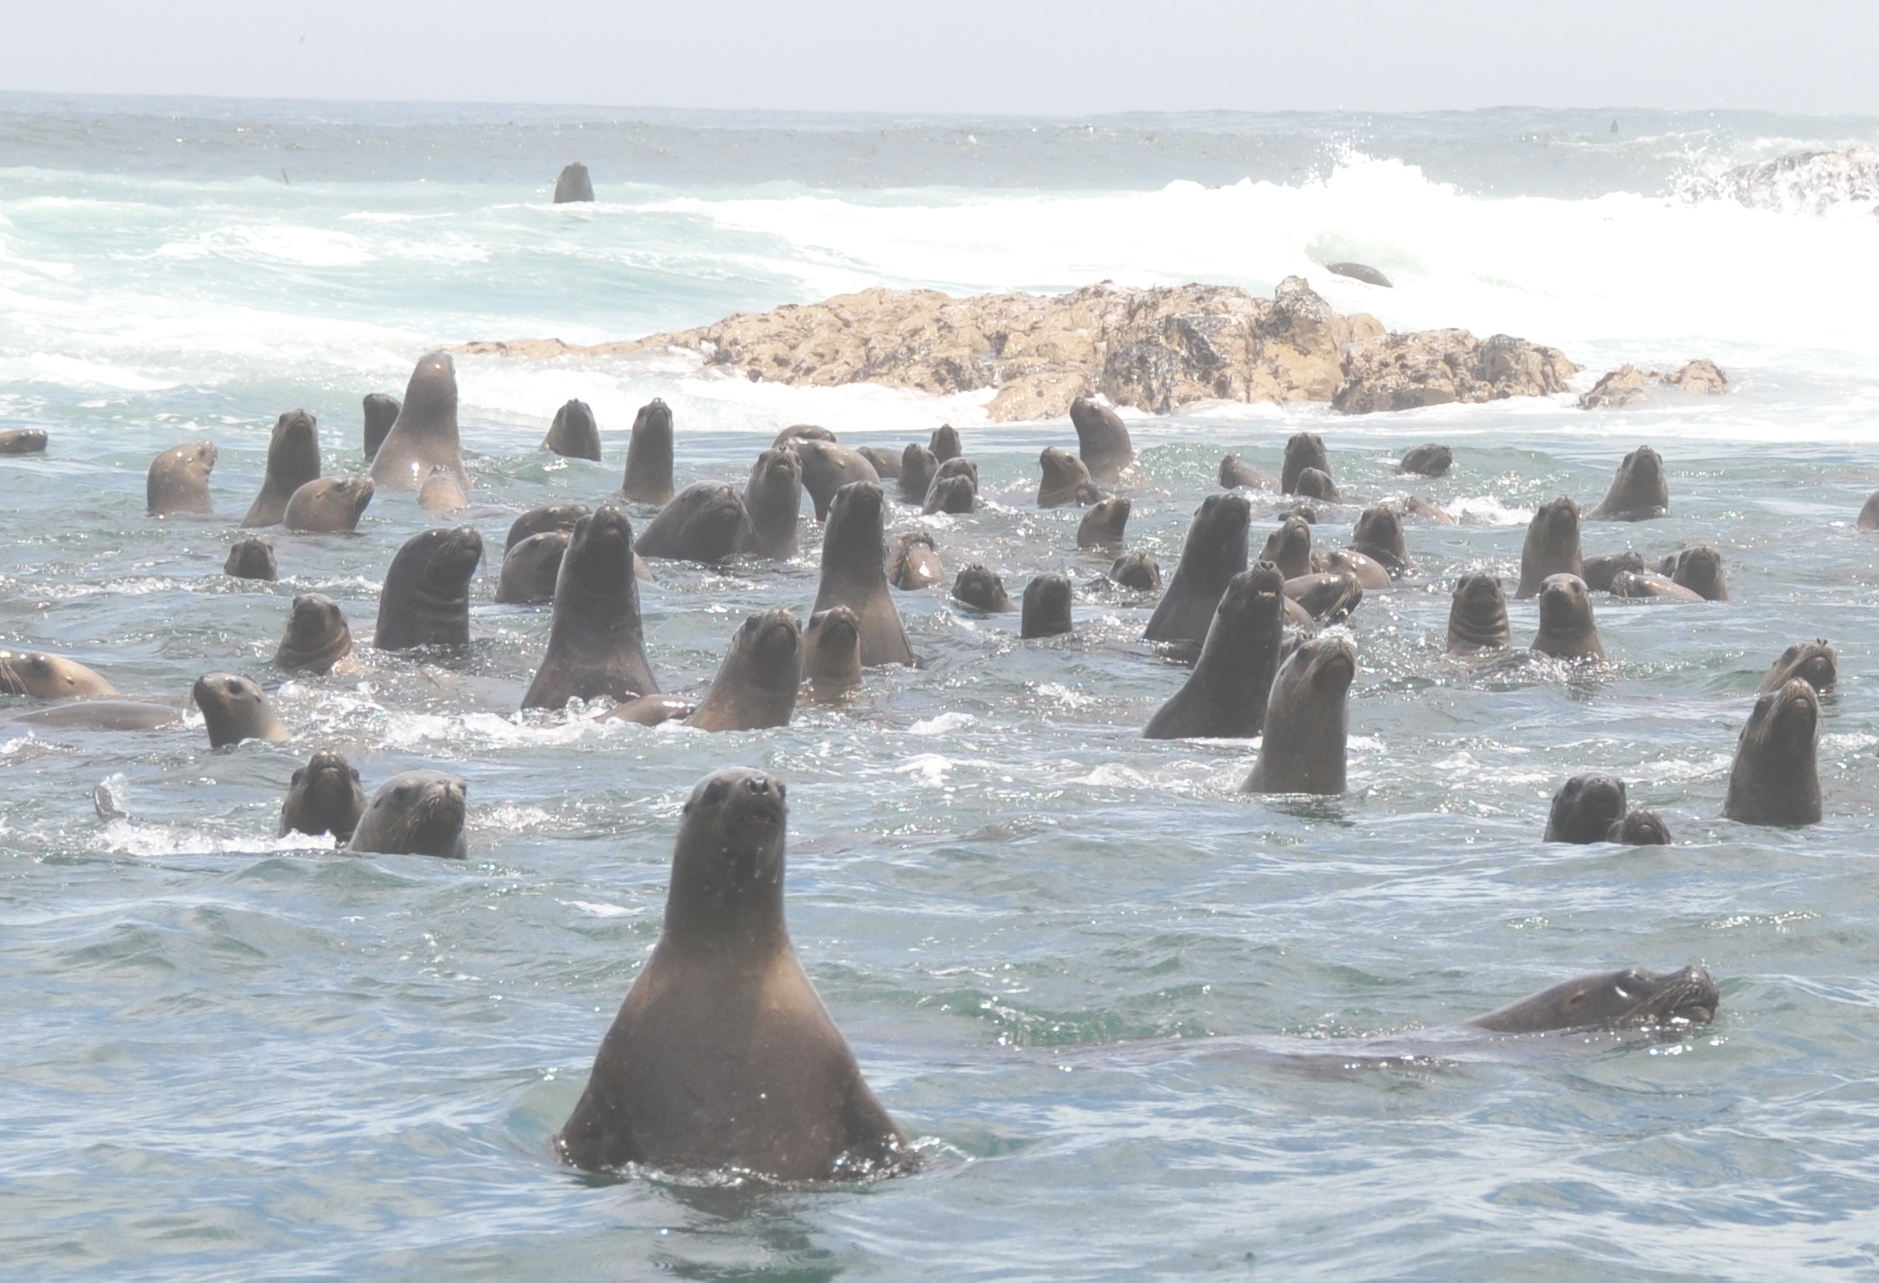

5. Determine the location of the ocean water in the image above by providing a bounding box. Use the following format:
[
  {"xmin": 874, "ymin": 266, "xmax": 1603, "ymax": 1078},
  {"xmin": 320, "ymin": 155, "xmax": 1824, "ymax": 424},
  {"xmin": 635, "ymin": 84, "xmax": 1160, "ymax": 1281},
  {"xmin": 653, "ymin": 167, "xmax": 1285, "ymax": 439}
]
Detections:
[{"xmin": 4, "ymin": 97, "xmax": 1879, "ymax": 1280}]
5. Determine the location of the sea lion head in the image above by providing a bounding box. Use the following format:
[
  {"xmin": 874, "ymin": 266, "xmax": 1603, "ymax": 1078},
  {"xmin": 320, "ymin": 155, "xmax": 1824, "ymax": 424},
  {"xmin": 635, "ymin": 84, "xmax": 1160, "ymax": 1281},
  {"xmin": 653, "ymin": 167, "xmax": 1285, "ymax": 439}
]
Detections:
[
  {"xmin": 409, "ymin": 525, "xmax": 486, "ymax": 596},
  {"xmin": 1398, "ymin": 443, "xmax": 1452, "ymax": 477},
  {"xmin": 282, "ymin": 749, "xmax": 365, "ymax": 840},
  {"xmin": 1281, "ymin": 432, "xmax": 1330, "ymax": 492},
  {"xmin": 505, "ymin": 502, "xmax": 591, "ymax": 553},
  {"xmin": 899, "ymin": 443, "xmax": 937, "ymax": 499},
  {"xmin": 1762, "ymin": 639, "xmax": 1836, "ymax": 695},
  {"xmin": 192, "ymin": 672, "xmax": 288, "ymax": 747},
  {"xmin": 1077, "ymin": 496, "xmax": 1131, "ymax": 548},
  {"xmin": 1611, "ymin": 808, "xmax": 1672, "ymax": 845},
  {"xmin": 224, "ymin": 536, "xmax": 277, "ymax": 580},
  {"xmin": 1218, "ymin": 561, "xmax": 1287, "ymax": 625},
  {"xmin": 804, "ymin": 606, "xmax": 863, "ymax": 691},
  {"xmin": 773, "ymin": 424, "xmax": 836, "ymax": 450},
  {"xmin": 736, "ymin": 607, "xmax": 804, "ymax": 670},
  {"xmin": 1448, "ymin": 574, "xmax": 1510, "ymax": 649},
  {"xmin": 1292, "ymin": 467, "xmax": 1338, "ymax": 502},
  {"xmin": 1544, "ymin": 772, "xmax": 1628, "ymax": 843},
  {"xmin": 317, "ymin": 475, "xmax": 376, "ymax": 525},
  {"xmin": 1261, "ymin": 515, "xmax": 1313, "ymax": 579},
  {"xmin": 1743, "ymin": 677, "xmax": 1821, "ymax": 760},
  {"xmin": 1186, "ymin": 492, "xmax": 1253, "ymax": 572},
  {"xmin": 633, "ymin": 398, "xmax": 671, "ymax": 437},
  {"xmin": 1535, "ymin": 573, "xmax": 1600, "ymax": 657},
  {"xmin": 930, "ymin": 424, "xmax": 962, "ymax": 461},
  {"xmin": 0, "ymin": 649, "xmax": 116, "ymax": 698},
  {"xmin": 402, "ymin": 352, "xmax": 458, "ymax": 428},
  {"xmin": 1038, "ymin": 447, "xmax": 1091, "ymax": 505},
  {"xmin": 1475, "ymin": 965, "xmax": 1719, "ymax": 1033},
  {"xmin": 1292, "ymin": 632, "xmax": 1357, "ymax": 696},
  {"xmin": 356, "ymin": 771, "xmax": 468, "ymax": 858},
  {"xmin": 1351, "ymin": 505, "xmax": 1407, "ymax": 567},
  {"xmin": 1020, "ymin": 574, "xmax": 1073, "ymax": 639},
  {"xmin": 823, "ymin": 481, "xmax": 887, "ymax": 574},
  {"xmin": 667, "ymin": 768, "xmax": 789, "ymax": 945},
  {"xmin": 924, "ymin": 473, "xmax": 977, "ymax": 515},
  {"xmin": 1109, "ymin": 552, "xmax": 1161, "ymax": 592},
  {"xmin": 1667, "ymin": 545, "xmax": 1727, "ymax": 600},
  {"xmin": 561, "ymin": 504, "xmax": 637, "ymax": 591},
  {"xmin": 277, "ymin": 593, "xmax": 351, "ymax": 670},
  {"xmin": 952, "ymin": 564, "xmax": 1013, "ymax": 612},
  {"xmin": 750, "ymin": 446, "xmax": 803, "ymax": 493}
]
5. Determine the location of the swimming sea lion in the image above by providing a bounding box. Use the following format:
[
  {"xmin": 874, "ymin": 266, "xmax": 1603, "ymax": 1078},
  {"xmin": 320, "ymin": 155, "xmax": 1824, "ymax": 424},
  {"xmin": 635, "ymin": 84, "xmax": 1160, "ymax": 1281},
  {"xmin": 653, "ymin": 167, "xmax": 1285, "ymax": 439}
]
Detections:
[
  {"xmin": 1859, "ymin": 490, "xmax": 1879, "ymax": 531},
  {"xmin": 554, "ymin": 162, "xmax": 595, "ymax": 203},
  {"xmin": 1398, "ymin": 443, "xmax": 1452, "ymax": 477},
  {"xmin": 1144, "ymin": 492, "xmax": 1251, "ymax": 651},
  {"xmin": 930, "ymin": 424, "xmax": 962, "ymax": 462},
  {"xmin": 1282, "ymin": 571, "xmax": 1362, "ymax": 623},
  {"xmin": 953, "ymin": 565, "xmax": 1015, "ymax": 613},
  {"xmin": 1401, "ymin": 496, "xmax": 1454, "ymax": 526},
  {"xmin": 1219, "ymin": 455, "xmax": 1266, "ymax": 489},
  {"xmin": 1068, "ymin": 398, "xmax": 1134, "ymax": 482},
  {"xmin": 555, "ymin": 768, "xmax": 915, "ymax": 1179},
  {"xmin": 1446, "ymin": 574, "xmax": 1510, "ymax": 652},
  {"xmin": 774, "ymin": 424, "xmax": 836, "ymax": 450},
  {"xmin": 1326, "ymin": 261, "xmax": 1392, "ymax": 288},
  {"xmin": 1466, "ymin": 966, "xmax": 1718, "ymax": 1034},
  {"xmin": 224, "ymin": 536, "xmax": 277, "ymax": 581},
  {"xmin": 374, "ymin": 526, "xmax": 483, "ymax": 651},
  {"xmin": 685, "ymin": 609, "xmax": 802, "ymax": 731},
  {"xmin": 147, "ymin": 441, "xmax": 217, "ymax": 516},
  {"xmin": 370, "ymin": 352, "xmax": 468, "ymax": 492},
  {"xmin": 1292, "ymin": 467, "xmax": 1339, "ymax": 503},
  {"xmin": 1260, "ymin": 516, "xmax": 1313, "ymax": 580},
  {"xmin": 856, "ymin": 446, "xmax": 903, "ymax": 479},
  {"xmin": 1588, "ymin": 445, "xmax": 1669, "ymax": 520},
  {"xmin": 1611, "ymin": 809, "xmax": 1672, "ymax": 845},
  {"xmin": 496, "ymin": 530, "xmax": 570, "ymax": 605},
  {"xmin": 1760, "ymin": 639, "xmax": 1836, "ymax": 695},
  {"xmin": 890, "ymin": 532, "xmax": 943, "ymax": 590},
  {"xmin": 899, "ymin": 444, "xmax": 938, "ymax": 502},
  {"xmin": 362, "ymin": 393, "xmax": 399, "ymax": 461},
  {"xmin": 0, "ymin": 428, "xmax": 47, "ymax": 454},
  {"xmin": 741, "ymin": 447, "xmax": 804, "ymax": 558},
  {"xmin": 542, "ymin": 398, "xmax": 601, "ymax": 462},
  {"xmin": 621, "ymin": 399, "xmax": 674, "ymax": 503},
  {"xmin": 1316, "ymin": 548, "xmax": 1388, "ymax": 591},
  {"xmin": 4, "ymin": 700, "xmax": 183, "ymax": 731},
  {"xmin": 241, "ymin": 410, "xmax": 321, "ymax": 527},
  {"xmin": 1077, "ymin": 496, "xmax": 1130, "ymax": 550},
  {"xmin": 1531, "ymin": 574, "xmax": 1603, "ymax": 660},
  {"xmin": 1349, "ymin": 506, "xmax": 1408, "ymax": 571},
  {"xmin": 924, "ymin": 473, "xmax": 977, "ymax": 515},
  {"xmin": 522, "ymin": 506, "xmax": 657, "ymax": 708},
  {"xmin": 812, "ymin": 482, "xmax": 912, "ymax": 666},
  {"xmin": 1660, "ymin": 546, "xmax": 1728, "ymax": 601},
  {"xmin": 1543, "ymin": 773, "xmax": 1630, "ymax": 841},
  {"xmin": 1723, "ymin": 678, "xmax": 1821, "ymax": 826},
  {"xmin": 417, "ymin": 465, "xmax": 468, "ymax": 513},
  {"xmin": 274, "ymin": 594, "xmax": 352, "ymax": 673},
  {"xmin": 1610, "ymin": 572, "xmax": 1703, "ymax": 602},
  {"xmin": 635, "ymin": 482, "xmax": 750, "ymax": 563},
  {"xmin": 1038, "ymin": 448, "xmax": 1095, "ymax": 508},
  {"xmin": 284, "ymin": 475, "xmax": 375, "ymax": 534},
  {"xmin": 1281, "ymin": 433, "xmax": 1331, "ymax": 495},
  {"xmin": 346, "ymin": 770, "xmax": 468, "ymax": 858},
  {"xmin": 1516, "ymin": 497, "xmax": 1584, "ymax": 598},
  {"xmin": 1580, "ymin": 550, "xmax": 1643, "ymax": 593},
  {"xmin": 1242, "ymin": 634, "xmax": 1354, "ymax": 795},
  {"xmin": 803, "ymin": 606, "xmax": 863, "ymax": 696},
  {"xmin": 279, "ymin": 749, "xmax": 365, "ymax": 841},
  {"xmin": 795, "ymin": 441, "xmax": 879, "ymax": 521},
  {"xmin": 1144, "ymin": 564, "xmax": 1286, "ymax": 739},
  {"xmin": 193, "ymin": 672, "xmax": 290, "ymax": 747},
  {"xmin": 1109, "ymin": 553, "xmax": 1161, "ymax": 592},
  {"xmin": 506, "ymin": 502, "xmax": 590, "ymax": 552},
  {"xmin": 1020, "ymin": 575, "xmax": 1073, "ymax": 638},
  {"xmin": 0, "ymin": 650, "xmax": 116, "ymax": 698}
]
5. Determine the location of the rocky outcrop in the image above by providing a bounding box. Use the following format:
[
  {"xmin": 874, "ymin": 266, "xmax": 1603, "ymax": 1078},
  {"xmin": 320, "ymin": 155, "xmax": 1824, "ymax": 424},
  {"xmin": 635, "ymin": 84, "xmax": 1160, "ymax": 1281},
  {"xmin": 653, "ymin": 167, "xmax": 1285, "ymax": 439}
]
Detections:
[
  {"xmin": 452, "ymin": 279, "xmax": 1580, "ymax": 421},
  {"xmin": 1578, "ymin": 360, "xmax": 1728, "ymax": 410}
]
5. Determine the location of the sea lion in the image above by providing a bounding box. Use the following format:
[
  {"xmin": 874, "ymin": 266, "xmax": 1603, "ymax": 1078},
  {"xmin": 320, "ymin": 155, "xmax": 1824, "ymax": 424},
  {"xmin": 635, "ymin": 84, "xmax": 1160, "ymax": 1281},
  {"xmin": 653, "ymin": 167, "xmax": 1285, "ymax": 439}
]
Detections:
[
  {"xmin": 346, "ymin": 770, "xmax": 468, "ymax": 858},
  {"xmin": 4, "ymin": 700, "xmax": 182, "ymax": 731},
  {"xmin": 1020, "ymin": 575, "xmax": 1073, "ymax": 639},
  {"xmin": 812, "ymin": 482, "xmax": 912, "ymax": 666},
  {"xmin": 774, "ymin": 424, "xmax": 836, "ymax": 450},
  {"xmin": 147, "ymin": 440, "xmax": 216, "ymax": 516},
  {"xmin": 1260, "ymin": 516, "xmax": 1313, "ymax": 580},
  {"xmin": 635, "ymin": 482, "xmax": 751, "ymax": 564},
  {"xmin": 555, "ymin": 768, "xmax": 915, "ymax": 1180},
  {"xmin": 802, "ymin": 606, "xmax": 863, "ymax": 696},
  {"xmin": 1446, "ymin": 575, "xmax": 1510, "ymax": 652},
  {"xmin": 1068, "ymin": 397, "xmax": 1134, "ymax": 482},
  {"xmin": 953, "ymin": 565, "xmax": 1015, "ymax": 612},
  {"xmin": 899, "ymin": 444, "xmax": 938, "ymax": 502},
  {"xmin": 0, "ymin": 428, "xmax": 47, "ymax": 454},
  {"xmin": 374, "ymin": 526, "xmax": 483, "ymax": 651},
  {"xmin": 930, "ymin": 424, "xmax": 962, "ymax": 462},
  {"xmin": 279, "ymin": 749, "xmax": 365, "ymax": 841},
  {"xmin": 240, "ymin": 410, "xmax": 321, "ymax": 527},
  {"xmin": 1580, "ymin": 550, "xmax": 1643, "ymax": 593},
  {"xmin": 1859, "ymin": 490, "xmax": 1879, "ymax": 530},
  {"xmin": 362, "ymin": 393, "xmax": 399, "ymax": 461},
  {"xmin": 1038, "ymin": 448, "xmax": 1096, "ymax": 508},
  {"xmin": 1589, "ymin": 445, "xmax": 1669, "ymax": 520},
  {"xmin": 598, "ymin": 695, "xmax": 697, "ymax": 726},
  {"xmin": 370, "ymin": 351, "xmax": 468, "ymax": 492},
  {"xmin": 1543, "ymin": 773, "xmax": 1630, "ymax": 842},
  {"xmin": 1610, "ymin": 572, "xmax": 1703, "ymax": 602},
  {"xmin": 924, "ymin": 472, "xmax": 977, "ymax": 514},
  {"xmin": 542, "ymin": 398, "xmax": 602, "ymax": 462},
  {"xmin": 0, "ymin": 650, "xmax": 116, "ymax": 698},
  {"xmin": 1398, "ymin": 443, "xmax": 1452, "ymax": 477},
  {"xmin": 1144, "ymin": 492, "xmax": 1251, "ymax": 651},
  {"xmin": 496, "ymin": 530, "xmax": 571, "ymax": 605},
  {"xmin": 417, "ymin": 465, "xmax": 467, "ymax": 513},
  {"xmin": 1316, "ymin": 547, "xmax": 1388, "ymax": 591},
  {"xmin": 685, "ymin": 609, "xmax": 803, "ymax": 731},
  {"xmin": 1283, "ymin": 571, "xmax": 1362, "ymax": 623},
  {"xmin": 1760, "ymin": 639, "xmax": 1836, "ymax": 695},
  {"xmin": 1077, "ymin": 496, "xmax": 1130, "ymax": 550},
  {"xmin": 890, "ymin": 532, "xmax": 943, "ymax": 590},
  {"xmin": 274, "ymin": 593, "xmax": 352, "ymax": 673},
  {"xmin": 284, "ymin": 475, "xmax": 374, "ymax": 534},
  {"xmin": 1516, "ymin": 497, "xmax": 1584, "ymax": 598},
  {"xmin": 1292, "ymin": 467, "xmax": 1339, "ymax": 502},
  {"xmin": 506, "ymin": 502, "xmax": 590, "ymax": 551},
  {"xmin": 1242, "ymin": 634, "xmax": 1354, "ymax": 795},
  {"xmin": 1466, "ymin": 966, "xmax": 1718, "ymax": 1034},
  {"xmin": 1109, "ymin": 553, "xmax": 1161, "ymax": 592},
  {"xmin": 856, "ymin": 446, "xmax": 903, "ymax": 479},
  {"xmin": 1660, "ymin": 546, "xmax": 1728, "ymax": 601},
  {"xmin": 193, "ymin": 672, "xmax": 290, "ymax": 747},
  {"xmin": 1349, "ymin": 506, "xmax": 1408, "ymax": 572},
  {"xmin": 621, "ymin": 399, "xmax": 674, "ymax": 503},
  {"xmin": 795, "ymin": 441, "xmax": 879, "ymax": 521},
  {"xmin": 1611, "ymin": 809, "xmax": 1672, "ymax": 845},
  {"xmin": 554, "ymin": 161, "xmax": 595, "ymax": 202},
  {"xmin": 1326, "ymin": 261, "xmax": 1392, "ymax": 288},
  {"xmin": 1144, "ymin": 564, "xmax": 1286, "ymax": 739},
  {"xmin": 1219, "ymin": 455, "xmax": 1266, "ymax": 489},
  {"xmin": 1723, "ymin": 678, "xmax": 1821, "ymax": 826},
  {"xmin": 1402, "ymin": 496, "xmax": 1454, "ymax": 525},
  {"xmin": 741, "ymin": 448, "xmax": 804, "ymax": 558},
  {"xmin": 224, "ymin": 536, "xmax": 277, "ymax": 581},
  {"xmin": 522, "ymin": 506, "xmax": 657, "ymax": 708},
  {"xmin": 1531, "ymin": 574, "xmax": 1603, "ymax": 660},
  {"xmin": 1281, "ymin": 433, "xmax": 1331, "ymax": 495}
]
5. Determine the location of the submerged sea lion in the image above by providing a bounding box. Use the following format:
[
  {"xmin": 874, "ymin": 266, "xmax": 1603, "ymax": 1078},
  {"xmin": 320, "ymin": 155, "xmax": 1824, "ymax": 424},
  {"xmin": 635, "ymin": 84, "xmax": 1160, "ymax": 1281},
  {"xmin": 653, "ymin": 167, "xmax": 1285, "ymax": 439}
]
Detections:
[
  {"xmin": 1069, "ymin": 397, "xmax": 1135, "ymax": 482},
  {"xmin": 742, "ymin": 447, "xmax": 804, "ymax": 558},
  {"xmin": 1219, "ymin": 455, "xmax": 1266, "ymax": 489},
  {"xmin": 0, "ymin": 650, "xmax": 116, "ymax": 698},
  {"xmin": 374, "ymin": 526, "xmax": 483, "ymax": 651},
  {"xmin": 1610, "ymin": 572, "xmax": 1703, "ymax": 602},
  {"xmin": 856, "ymin": 446, "xmax": 903, "ymax": 479},
  {"xmin": 1349, "ymin": 506, "xmax": 1408, "ymax": 571},
  {"xmin": 1589, "ymin": 445, "xmax": 1669, "ymax": 520},
  {"xmin": 507, "ymin": 503, "xmax": 589, "ymax": 551},
  {"xmin": 953, "ymin": 565, "xmax": 1015, "ymax": 613},
  {"xmin": 362, "ymin": 393, "xmax": 400, "ymax": 461},
  {"xmin": 796, "ymin": 441, "xmax": 879, "ymax": 522},
  {"xmin": 496, "ymin": 530, "xmax": 570, "ymax": 605},
  {"xmin": 1281, "ymin": 433, "xmax": 1331, "ymax": 495},
  {"xmin": 554, "ymin": 162, "xmax": 595, "ymax": 203},
  {"xmin": 542, "ymin": 398, "xmax": 601, "ymax": 462},
  {"xmin": 803, "ymin": 606, "xmax": 863, "ymax": 696},
  {"xmin": 279, "ymin": 749, "xmax": 365, "ymax": 841},
  {"xmin": 1516, "ymin": 498, "xmax": 1584, "ymax": 598},
  {"xmin": 774, "ymin": 424, "xmax": 836, "ymax": 450},
  {"xmin": 599, "ymin": 695, "xmax": 697, "ymax": 726},
  {"xmin": 370, "ymin": 352, "xmax": 468, "ymax": 492},
  {"xmin": 274, "ymin": 594, "xmax": 352, "ymax": 673},
  {"xmin": 1144, "ymin": 492, "xmax": 1251, "ymax": 651},
  {"xmin": 686, "ymin": 609, "xmax": 802, "ymax": 731},
  {"xmin": 899, "ymin": 444, "xmax": 938, "ymax": 502},
  {"xmin": 1109, "ymin": 553, "xmax": 1161, "ymax": 593},
  {"xmin": 193, "ymin": 672, "xmax": 289, "ymax": 747},
  {"xmin": 1144, "ymin": 564, "xmax": 1286, "ymax": 739},
  {"xmin": 1661, "ymin": 546, "xmax": 1728, "ymax": 601},
  {"xmin": 1077, "ymin": 496, "xmax": 1130, "ymax": 550},
  {"xmin": 522, "ymin": 506, "xmax": 657, "ymax": 708},
  {"xmin": 1038, "ymin": 448, "xmax": 1095, "ymax": 508},
  {"xmin": 147, "ymin": 441, "xmax": 216, "ymax": 516},
  {"xmin": 890, "ymin": 532, "xmax": 943, "ymax": 590},
  {"xmin": 1020, "ymin": 575, "xmax": 1073, "ymax": 638},
  {"xmin": 1466, "ymin": 966, "xmax": 1718, "ymax": 1034},
  {"xmin": 554, "ymin": 768, "xmax": 915, "ymax": 1180},
  {"xmin": 1760, "ymin": 639, "xmax": 1836, "ymax": 695},
  {"xmin": 241, "ymin": 410, "xmax": 321, "ymax": 527},
  {"xmin": 1611, "ymin": 809, "xmax": 1673, "ymax": 845},
  {"xmin": 635, "ymin": 482, "xmax": 751, "ymax": 564},
  {"xmin": 930, "ymin": 424, "xmax": 962, "ymax": 462},
  {"xmin": 621, "ymin": 399, "xmax": 674, "ymax": 503},
  {"xmin": 284, "ymin": 475, "xmax": 374, "ymax": 534},
  {"xmin": 1580, "ymin": 550, "xmax": 1644, "ymax": 593},
  {"xmin": 224, "ymin": 536, "xmax": 277, "ymax": 581},
  {"xmin": 1723, "ymin": 678, "xmax": 1821, "ymax": 826},
  {"xmin": 1242, "ymin": 635, "xmax": 1354, "ymax": 795},
  {"xmin": 346, "ymin": 770, "xmax": 468, "ymax": 858},
  {"xmin": 1261, "ymin": 516, "xmax": 1313, "ymax": 580},
  {"xmin": 812, "ymin": 482, "xmax": 912, "ymax": 666},
  {"xmin": 417, "ymin": 465, "xmax": 468, "ymax": 513},
  {"xmin": 1446, "ymin": 574, "xmax": 1510, "ymax": 653},
  {"xmin": 1398, "ymin": 443, "xmax": 1452, "ymax": 477},
  {"xmin": 0, "ymin": 428, "xmax": 48, "ymax": 454},
  {"xmin": 1531, "ymin": 574, "xmax": 1603, "ymax": 660}
]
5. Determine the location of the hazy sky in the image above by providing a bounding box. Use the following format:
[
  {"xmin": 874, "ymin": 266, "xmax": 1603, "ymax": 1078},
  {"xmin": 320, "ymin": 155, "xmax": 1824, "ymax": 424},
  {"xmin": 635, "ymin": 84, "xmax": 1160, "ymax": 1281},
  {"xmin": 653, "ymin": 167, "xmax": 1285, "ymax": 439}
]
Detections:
[{"xmin": 4, "ymin": 0, "xmax": 1877, "ymax": 116}]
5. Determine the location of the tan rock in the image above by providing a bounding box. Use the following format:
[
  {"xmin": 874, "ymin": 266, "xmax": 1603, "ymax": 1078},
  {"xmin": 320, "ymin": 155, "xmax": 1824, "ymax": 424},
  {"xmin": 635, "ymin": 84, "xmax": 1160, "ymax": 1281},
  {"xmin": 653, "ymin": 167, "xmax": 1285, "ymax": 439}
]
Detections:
[
  {"xmin": 1668, "ymin": 359, "xmax": 1728, "ymax": 395},
  {"xmin": 1333, "ymin": 330, "xmax": 1578, "ymax": 415},
  {"xmin": 1579, "ymin": 359, "xmax": 1728, "ymax": 409}
]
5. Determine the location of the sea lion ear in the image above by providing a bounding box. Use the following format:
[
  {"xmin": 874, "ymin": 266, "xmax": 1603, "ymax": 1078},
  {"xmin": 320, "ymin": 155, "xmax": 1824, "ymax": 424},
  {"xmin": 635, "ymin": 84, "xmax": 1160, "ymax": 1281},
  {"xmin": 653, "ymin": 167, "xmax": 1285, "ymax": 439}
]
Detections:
[{"xmin": 349, "ymin": 768, "xmax": 361, "ymax": 783}]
